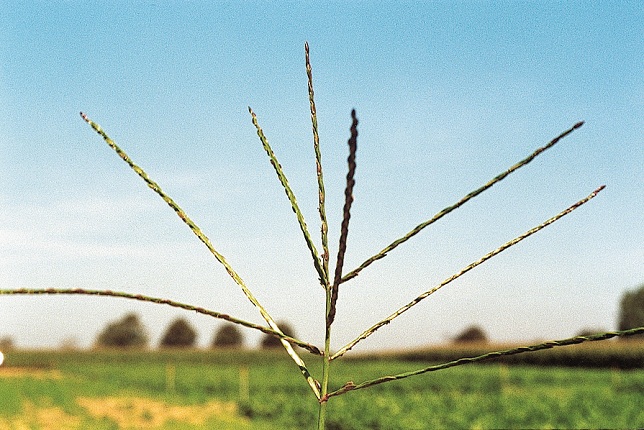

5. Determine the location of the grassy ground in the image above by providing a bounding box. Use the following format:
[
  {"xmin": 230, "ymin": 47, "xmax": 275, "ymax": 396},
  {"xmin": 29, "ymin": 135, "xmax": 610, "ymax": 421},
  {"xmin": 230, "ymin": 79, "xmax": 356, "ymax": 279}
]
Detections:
[{"xmin": 0, "ymin": 349, "xmax": 642, "ymax": 429}]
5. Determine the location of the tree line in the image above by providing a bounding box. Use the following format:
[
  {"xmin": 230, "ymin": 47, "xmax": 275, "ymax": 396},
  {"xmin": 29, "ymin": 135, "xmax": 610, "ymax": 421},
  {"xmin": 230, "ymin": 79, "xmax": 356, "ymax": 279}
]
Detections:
[
  {"xmin": 0, "ymin": 284, "xmax": 642, "ymax": 351},
  {"xmin": 96, "ymin": 279, "xmax": 644, "ymax": 350},
  {"xmin": 94, "ymin": 313, "xmax": 297, "ymax": 350}
]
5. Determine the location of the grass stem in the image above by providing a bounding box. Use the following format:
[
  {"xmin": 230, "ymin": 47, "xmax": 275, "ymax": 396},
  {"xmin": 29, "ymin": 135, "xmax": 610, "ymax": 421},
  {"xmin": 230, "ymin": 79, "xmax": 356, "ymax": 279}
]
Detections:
[{"xmin": 317, "ymin": 284, "xmax": 333, "ymax": 428}]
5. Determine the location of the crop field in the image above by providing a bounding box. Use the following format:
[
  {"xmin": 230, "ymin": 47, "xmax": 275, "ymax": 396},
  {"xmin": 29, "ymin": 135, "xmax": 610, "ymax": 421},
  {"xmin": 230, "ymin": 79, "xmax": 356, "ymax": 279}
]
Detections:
[{"xmin": 1, "ymin": 347, "xmax": 643, "ymax": 429}]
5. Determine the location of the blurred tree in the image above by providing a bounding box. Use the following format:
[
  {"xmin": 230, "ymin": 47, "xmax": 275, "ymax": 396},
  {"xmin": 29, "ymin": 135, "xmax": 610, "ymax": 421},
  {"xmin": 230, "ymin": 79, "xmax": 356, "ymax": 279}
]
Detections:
[
  {"xmin": 60, "ymin": 337, "xmax": 80, "ymax": 351},
  {"xmin": 160, "ymin": 317, "xmax": 197, "ymax": 348},
  {"xmin": 618, "ymin": 284, "xmax": 644, "ymax": 340},
  {"xmin": 95, "ymin": 313, "xmax": 149, "ymax": 349},
  {"xmin": 453, "ymin": 325, "xmax": 488, "ymax": 344},
  {"xmin": 260, "ymin": 321, "xmax": 296, "ymax": 349},
  {"xmin": 212, "ymin": 323, "xmax": 244, "ymax": 349}
]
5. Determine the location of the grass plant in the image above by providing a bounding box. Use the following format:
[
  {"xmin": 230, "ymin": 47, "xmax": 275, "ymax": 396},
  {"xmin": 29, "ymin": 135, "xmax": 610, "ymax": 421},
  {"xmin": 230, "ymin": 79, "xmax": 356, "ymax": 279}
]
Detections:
[{"xmin": 2, "ymin": 43, "xmax": 643, "ymax": 428}]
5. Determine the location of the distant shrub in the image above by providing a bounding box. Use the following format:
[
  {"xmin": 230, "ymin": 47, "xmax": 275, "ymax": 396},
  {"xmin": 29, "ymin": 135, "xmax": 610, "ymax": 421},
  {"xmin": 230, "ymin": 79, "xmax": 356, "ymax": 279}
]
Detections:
[
  {"xmin": 212, "ymin": 323, "xmax": 244, "ymax": 349},
  {"xmin": 618, "ymin": 284, "xmax": 644, "ymax": 340},
  {"xmin": 160, "ymin": 317, "xmax": 197, "ymax": 348},
  {"xmin": 0, "ymin": 336, "xmax": 15, "ymax": 351},
  {"xmin": 95, "ymin": 313, "xmax": 149, "ymax": 349},
  {"xmin": 261, "ymin": 321, "xmax": 296, "ymax": 349},
  {"xmin": 60, "ymin": 337, "xmax": 80, "ymax": 351},
  {"xmin": 453, "ymin": 325, "xmax": 488, "ymax": 344}
]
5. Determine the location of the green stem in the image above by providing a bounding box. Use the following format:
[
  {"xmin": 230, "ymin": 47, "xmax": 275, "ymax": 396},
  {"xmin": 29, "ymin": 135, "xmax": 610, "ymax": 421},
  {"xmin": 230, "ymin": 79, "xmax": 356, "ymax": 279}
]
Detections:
[{"xmin": 318, "ymin": 286, "xmax": 333, "ymax": 429}]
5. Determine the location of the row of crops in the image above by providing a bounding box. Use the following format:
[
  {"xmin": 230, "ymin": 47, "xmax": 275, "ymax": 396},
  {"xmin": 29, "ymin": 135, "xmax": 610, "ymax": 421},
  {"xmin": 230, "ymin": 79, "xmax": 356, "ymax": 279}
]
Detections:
[{"xmin": 357, "ymin": 340, "xmax": 644, "ymax": 369}]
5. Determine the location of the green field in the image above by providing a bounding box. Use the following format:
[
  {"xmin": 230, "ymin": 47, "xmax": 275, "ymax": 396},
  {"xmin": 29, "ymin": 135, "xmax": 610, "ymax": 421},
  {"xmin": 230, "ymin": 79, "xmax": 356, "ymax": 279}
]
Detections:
[{"xmin": 1, "ymin": 348, "xmax": 643, "ymax": 429}]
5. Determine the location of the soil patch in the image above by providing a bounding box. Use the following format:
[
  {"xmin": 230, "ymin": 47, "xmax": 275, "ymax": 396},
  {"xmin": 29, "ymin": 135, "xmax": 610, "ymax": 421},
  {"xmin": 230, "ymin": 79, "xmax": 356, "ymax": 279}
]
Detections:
[
  {"xmin": 0, "ymin": 367, "xmax": 62, "ymax": 379},
  {"xmin": 0, "ymin": 401, "xmax": 80, "ymax": 430},
  {"xmin": 77, "ymin": 396, "xmax": 245, "ymax": 428}
]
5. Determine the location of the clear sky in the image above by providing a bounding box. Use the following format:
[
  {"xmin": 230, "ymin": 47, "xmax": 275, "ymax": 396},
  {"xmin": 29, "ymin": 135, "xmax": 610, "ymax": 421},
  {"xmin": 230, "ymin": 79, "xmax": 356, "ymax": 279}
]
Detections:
[{"xmin": 1, "ymin": 2, "xmax": 642, "ymax": 353}]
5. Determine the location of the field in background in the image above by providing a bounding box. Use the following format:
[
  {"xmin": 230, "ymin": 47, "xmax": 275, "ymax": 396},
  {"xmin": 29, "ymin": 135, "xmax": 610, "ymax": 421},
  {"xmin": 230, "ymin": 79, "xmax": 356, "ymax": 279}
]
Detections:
[
  {"xmin": 0, "ymin": 346, "xmax": 643, "ymax": 429},
  {"xmin": 362, "ymin": 340, "xmax": 644, "ymax": 369}
]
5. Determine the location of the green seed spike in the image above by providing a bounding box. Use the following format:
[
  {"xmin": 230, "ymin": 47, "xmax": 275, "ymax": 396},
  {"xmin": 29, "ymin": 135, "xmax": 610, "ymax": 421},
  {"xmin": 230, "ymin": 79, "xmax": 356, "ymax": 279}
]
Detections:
[
  {"xmin": 248, "ymin": 107, "xmax": 329, "ymax": 289},
  {"xmin": 79, "ymin": 112, "xmax": 321, "ymax": 399},
  {"xmin": 0, "ymin": 288, "xmax": 323, "ymax": 356},
  {"xmin": 340, "ymin": 121, "xmax": 586, "ymax": 284},
  {"xmin": 332, "ymin": 185, "xmax": 605, "ymax": 360},
  {"xmin": 306, "ymin": 41, "xmax": 330, "ymax": 289},
  {"xmin": 326, "ymin": 325, "xmax": 644, "ymax": 398}
]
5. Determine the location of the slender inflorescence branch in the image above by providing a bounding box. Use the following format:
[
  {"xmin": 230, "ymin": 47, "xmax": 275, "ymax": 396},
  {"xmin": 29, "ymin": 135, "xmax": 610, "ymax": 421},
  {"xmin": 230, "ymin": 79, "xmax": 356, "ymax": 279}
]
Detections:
[
  {"xmin": 79, "ymin": 112, "xmax": 320, "ymax": 399},
  {"xmin": 340, "ymin": 121, "xmax": 585, "ymax": 284},
  {"xmin": 79, "ymin": 113, "xmax": 260, "ymax": 315},
  {"xmin": 328, "ymin": 109, "xmax": 358, "ymax": 328},
  {"xmin": 248, "ymin": 107, "xmax": 329, "ymax": 290},
  {"xmin": 0, "ymin": 288, "xmax": 323, "ymax": 355},
  {"xmin": 312, "ymin": 45, "xmax": 333, "ymax": 428},
  {"xmin": 332, "ymin": 185, "xmax": 606, "ymax": 360},
  {"xmin": 325, "ymin": 326, "xmax": 644, "ymax": 399},
  {"xmin": 306, "ymin": 41, "xmax": 330, "ymax": 287}
]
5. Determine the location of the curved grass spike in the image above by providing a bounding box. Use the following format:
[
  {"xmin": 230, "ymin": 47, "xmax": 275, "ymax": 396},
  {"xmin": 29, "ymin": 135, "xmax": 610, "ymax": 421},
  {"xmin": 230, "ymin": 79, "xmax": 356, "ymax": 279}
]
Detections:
[
  {"xmin": 332, "ymin": 185, "xmax": 606, "ymax": 360},
  {"xmin": 79, "ymin": 112, "xmax": 321, "ymax": 399},
  {"xmin": 306, "ymin": 41, "xmax": 330, "ymax": 287},
  {"xmin": 0, "ymin": 288, "xmax": 323, "ymax": 355},
  {"xmin": 248, "ymin": 107, "xmax": 329, "ymax": 289},
  {"xmin": 340, "ymin": 121, "xmax": 585, "ymax": 284},
  {"xmin": 325, "ymin": 326, "xmax": 644, "ymax": 399}
]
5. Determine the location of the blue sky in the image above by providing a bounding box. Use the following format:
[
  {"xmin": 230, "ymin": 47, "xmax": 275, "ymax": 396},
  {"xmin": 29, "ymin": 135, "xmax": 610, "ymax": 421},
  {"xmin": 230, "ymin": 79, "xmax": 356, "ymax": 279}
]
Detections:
[{"xmin": 1, "ymin": 2, "xmax": 642, "ymax": 352}]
